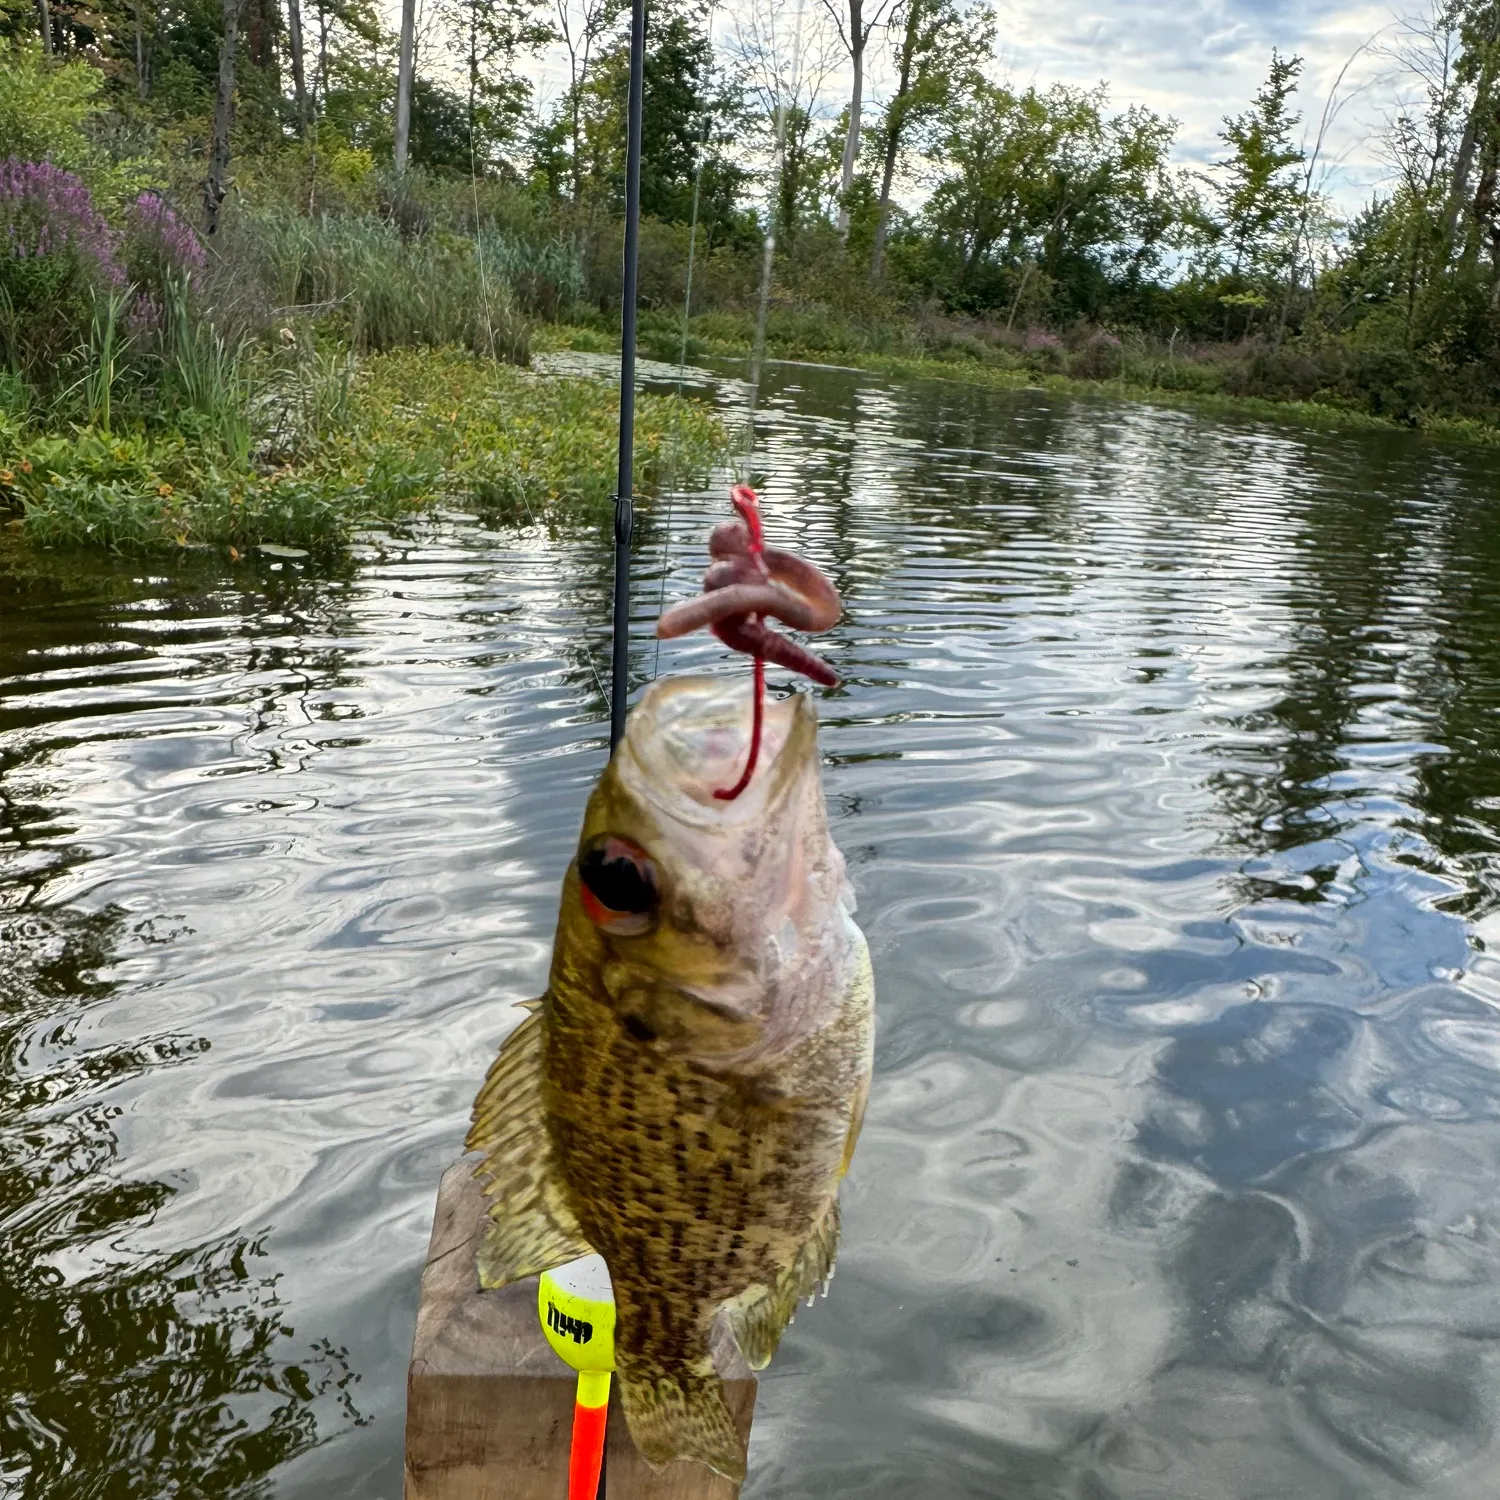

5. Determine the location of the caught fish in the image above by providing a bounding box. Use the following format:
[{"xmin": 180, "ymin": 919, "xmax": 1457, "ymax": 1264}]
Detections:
[{"xmin": 466, "ymin": 492, "xmax": 873, "ymax": 1481}]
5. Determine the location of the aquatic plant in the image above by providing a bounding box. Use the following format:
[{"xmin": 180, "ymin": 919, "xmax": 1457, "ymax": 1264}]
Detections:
[
  {"xmin": 159, "ymin": 276, "xmax": 254, "ymax": 464},
  {"xmin": 4, "ymin": 349, "xmax": 727, "ymax": 551},
  {"xmin": 0, "ymin": 159, "xmax": 124, "ymax": 286},
  {"xmin": 0, "ymin": 160, "xmax": 127, "ymax": 387}
]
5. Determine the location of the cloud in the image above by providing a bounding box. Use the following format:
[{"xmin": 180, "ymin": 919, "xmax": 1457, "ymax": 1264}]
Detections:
[{"xmin": 959, "ymin": 0, "xmax": 1400, "ymax": 204}]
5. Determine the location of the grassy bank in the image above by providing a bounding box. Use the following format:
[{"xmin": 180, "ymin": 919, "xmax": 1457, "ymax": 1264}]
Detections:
[
  {"xmin": 584, "ymin": 308, "xmax": 1500, "ymax": 449},
  {"xmin": 1, "ymin": 347, "xmax": 727, "ymax": 553}
]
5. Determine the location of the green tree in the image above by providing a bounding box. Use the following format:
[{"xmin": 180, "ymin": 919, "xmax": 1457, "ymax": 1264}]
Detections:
[
  {"xmin": 1211, "ymin": 49, "xmax": 1306, "ymax": 281},
  {"xmin": 440, "ymin": 0, "xmax": 551, "ymax": 177},
  {"xmin": 868, "ymin": 0, "xmax": 988, "ymax": 278},
  {"xmin": 923, "ymin": 80, "xmax": 1182, "ymax": 319},
  {"xmin": 575, "ymin": 0, "xmax": 745, "ymax": 232}
]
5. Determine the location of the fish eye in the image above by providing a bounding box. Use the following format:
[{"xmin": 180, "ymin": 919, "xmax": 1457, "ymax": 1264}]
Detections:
[{"xmin": 578, "ymin": 835, "xmax": 659, "ymax": 937}]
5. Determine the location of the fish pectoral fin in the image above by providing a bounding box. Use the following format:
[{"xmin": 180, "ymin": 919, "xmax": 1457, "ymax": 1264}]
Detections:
[
  {"xmin": 618, "ymin": 1361, "xmax": 746, "ymax": 1483},
  {"xmin": 727, "ymin": 1195, "xmax": 841, "ymax": 1371},
  {"xmin": 465, "ymin": 999, "xmax": 590, "ymax": 1288}
]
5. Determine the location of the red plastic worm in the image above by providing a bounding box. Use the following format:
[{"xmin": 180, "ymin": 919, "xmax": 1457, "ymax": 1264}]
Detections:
[{"xmin": 656, "ymin": 484, "xmax": 842, "ymax": 800}]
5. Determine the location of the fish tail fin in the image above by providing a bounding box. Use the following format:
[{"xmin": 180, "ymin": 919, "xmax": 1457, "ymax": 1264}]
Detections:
[
  {"xmin": 618, "ymin": 1361, "xmax": 747, "ymax": 1482},
  {"xmin": 728, "ymin": 1195, "xmax": 841, "ymax": 1370},
  {"xmin": 465, "ymin": 1000, "xmax": 591, "ymax": 1286}
]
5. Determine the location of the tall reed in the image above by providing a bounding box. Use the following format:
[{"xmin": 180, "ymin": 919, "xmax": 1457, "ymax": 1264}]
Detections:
[
  {"xmin": 160, "ymin": 275, "xmax": 253, "ymax": 463},
  {"xmin": 238, "ymin": 211, "xmax": 530, "ymax": 362}
]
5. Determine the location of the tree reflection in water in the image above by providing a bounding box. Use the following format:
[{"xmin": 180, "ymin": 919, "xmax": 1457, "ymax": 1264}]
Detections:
[{"xmin": 0, "ymin": 894, "xmax": 366, "ymax": 1499}]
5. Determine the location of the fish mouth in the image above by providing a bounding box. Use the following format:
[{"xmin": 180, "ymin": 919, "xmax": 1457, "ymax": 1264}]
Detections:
[{"xmin": 620, "ymin": 673, "xmax": 818, "ymax": 822}]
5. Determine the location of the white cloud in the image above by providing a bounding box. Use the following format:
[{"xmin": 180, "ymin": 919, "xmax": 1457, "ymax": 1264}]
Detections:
[{"xmin": 911, "ymin": 0, "xmax": 1401, "ymax": 209}]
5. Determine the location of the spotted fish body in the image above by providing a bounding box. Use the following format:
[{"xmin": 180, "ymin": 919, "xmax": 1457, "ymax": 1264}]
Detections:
[{"xmin": 466, "ymin": 674, "xmax": 874, "ymax": 1480}]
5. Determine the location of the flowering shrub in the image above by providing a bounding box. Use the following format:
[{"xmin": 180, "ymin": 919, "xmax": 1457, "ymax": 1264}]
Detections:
[
  {"xmin": 1024, "ymin": 328, "xmax": 1064, "ymax": 353},
  {"xmin": 122, "ymin": 193, "xmax": 205, "ymax": 300},
  {"xmin": 0, "ymin": 158, "xmax": 124, "ymax": 287},
  {"xmin": 1070, "ymin": 329, "xmax": 1126, "ymax": 381},
  {"xmin": 0, "ymin": 158, "xmax": 126, "ymax": 381}
]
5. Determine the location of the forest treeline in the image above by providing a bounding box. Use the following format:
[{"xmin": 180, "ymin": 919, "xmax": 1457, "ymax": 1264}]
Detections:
[{"xmin": 1, "ymin": 0, "xmax": 1499, "ymax": 430}]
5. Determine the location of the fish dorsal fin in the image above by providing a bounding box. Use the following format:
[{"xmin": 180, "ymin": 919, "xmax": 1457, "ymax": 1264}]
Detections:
[
  {"xmin": 617, "ymin": 1362, "xmax": 747, "ymax": 1482},
  {"xmin": 726, "ymin": 1195, "xmax": 841, "ymax": 1371},
  {"xmin": 465, "ymin": 1001, "xmax": 591, "ymax": 1286}
]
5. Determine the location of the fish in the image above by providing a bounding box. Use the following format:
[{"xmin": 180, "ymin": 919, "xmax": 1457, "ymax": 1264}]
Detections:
[{"xmin": 465, "ymin": 670, "xmax": 874, "ymax": 1481}]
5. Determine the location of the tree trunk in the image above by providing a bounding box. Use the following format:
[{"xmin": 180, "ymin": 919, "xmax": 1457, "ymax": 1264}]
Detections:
[
  {"xmin": 36, "ymin": 0, "xmax": 52, "ymax": 55},
  {"xmin": 870, "ymin": 125, "xmax": 900, "ymax": 276},
  {"xmin": 468, "ymin": 0, "xmax": 479, "ymax": 165},
  {"xmin": 204, "ymin": 0, "xmax": 240, "ymax": 236},
  {"xmin": 315, "ymin": 0, "xmax": 329, "ymax": 100},
  {"xmin": 871, "ymin": 6, "xmax": 919, "ymax": 279},
  {"xmin": 1440, "ymin": 5, "xmax": 1500, "ymax": 263},
  {"xmin": 285, "ymin": 0, "xmax": 309, "ymax": 134},
  {"xmin": 245, "ymin": 0, "xmax": 276, "ymax": 73},
  {"xmin": 835, "ymin": 0, "xmax": 865, "ymax": 240},
  {"xmin": 393, "ymin": 0, "xmax": 416, "ymax": 173},
  {"xmin": 133, "ymin": 0, "xmax": 148, "ymax": 93}
]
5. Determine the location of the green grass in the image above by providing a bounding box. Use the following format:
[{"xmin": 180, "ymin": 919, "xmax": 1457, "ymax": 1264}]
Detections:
[
  {"xmin": 0, "ymin": 347, "xmax": 728, "ymax": 552},
  {"xmin": 548, "ymin": 312, "xmax": 1500, "ymax": 449}
]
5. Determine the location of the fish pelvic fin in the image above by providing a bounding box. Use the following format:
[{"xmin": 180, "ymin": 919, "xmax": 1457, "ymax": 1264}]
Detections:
[
  {"xmin": 465, "ymin": 1000, "xmax": 590, "ymax": 1287},
  {"xmin": 618, "ymin": 1361, "xmax": 746, "ymax": 1483},
  {"xmin": 727, "ymin": 1195, "xmax": 841, "ymax": 1371}
]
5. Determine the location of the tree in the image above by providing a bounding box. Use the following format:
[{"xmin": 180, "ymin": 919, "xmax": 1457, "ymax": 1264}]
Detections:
[
  {"xmin": 203, "ymin": 0, "xmax": 238, "ymax": 234},
  {"xmin": 393, "ymin": 0, "xmax": 414, "ymax": 171},
  {"xmin": 924, "ymin": 80, "xmax": 1183, "ymax": 318},
  {"xmin": 869, "ymin": 0, "xmax": 987, "ymax": 277},
  {"xmin": 553, "ymin": 0, "xmax": 623, "ymax": 200},
  {"xmin": 1212, "ymin": 50, "xmax": 1306, "ymax": 282},
  {"xmin": 285, "ymin": 0, "xmax": 309, "ymax": 131},
  {"xmin": 572, "ymin": 1, "xmax": 746, "ymax": 232},
  {"xmin": 1440, "ymin": 0, "xmax": 1500, "ymax": 266},
  {"xmin": 1377, "ymin": 2, "xmax": 1466, "ymax": 332},
  {"xmin": 821, "ymin": 0, "xmax": 897, "ymax": 239},
  {"xmin": 441, "ymin": 0, "xmax": 550, "ymax": 176},
  {"xmin": 729, "ymin": 0, "xmax": 842, "ymax": 245}
]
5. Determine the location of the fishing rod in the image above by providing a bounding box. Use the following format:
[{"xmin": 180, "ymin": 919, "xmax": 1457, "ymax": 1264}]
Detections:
[{"xmin": 610, "ymin": 0, "xmax": 648, "ymax": 752}]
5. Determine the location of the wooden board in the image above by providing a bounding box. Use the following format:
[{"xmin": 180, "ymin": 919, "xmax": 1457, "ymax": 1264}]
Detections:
[{"xmin": 405, "ymin": 1159, "xmax": 756, "ymax": 1500}]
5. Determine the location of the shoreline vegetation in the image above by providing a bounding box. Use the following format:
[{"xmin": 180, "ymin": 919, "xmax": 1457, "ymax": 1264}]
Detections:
[
  {"xmin": 4, "ymin": 0, "xmax": 1500, "ymax": 556},
  {"xmin": 3, "ymin": 344, "xmax": 728, "ymax": 554},
  {"xmin": 554, "ymin": 316, "xmax": 1500, "ymax": 449}
]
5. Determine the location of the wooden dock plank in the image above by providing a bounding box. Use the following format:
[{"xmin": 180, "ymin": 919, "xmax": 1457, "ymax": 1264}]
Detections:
[{"xmin": 405, "ymin": 1159, "xmax": 756, "ymax": 1500}]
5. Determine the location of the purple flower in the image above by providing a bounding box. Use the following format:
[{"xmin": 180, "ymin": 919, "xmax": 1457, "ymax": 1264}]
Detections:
[
  {"xmin": 1024, "ymin": 328, "xmax": 1063, "ymax": 353},
  {"xmin": 124, "ymin": 192, "xmax": 206, "ymax": 286},
  {"xmin": 128, "ymin": 292, "xmax": 163, "ymax": 337},
  {"xmin": 0, "ymin": 158, "xmax": 125, "ymax": 287}
]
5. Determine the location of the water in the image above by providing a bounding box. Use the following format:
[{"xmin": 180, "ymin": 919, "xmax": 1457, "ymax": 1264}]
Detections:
[{"xmin": 5, "ymin": 364, "xmax": 1500, "ymax": 1500}]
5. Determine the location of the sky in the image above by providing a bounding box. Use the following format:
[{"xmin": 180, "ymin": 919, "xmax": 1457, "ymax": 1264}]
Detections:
[
  {"xmin": 413, "ymin": 0, "xmax": 1423, "ymax": 213},
  {"xmin": 983, "ymin": 0, "xmax": 1402, "ymax": 204}
]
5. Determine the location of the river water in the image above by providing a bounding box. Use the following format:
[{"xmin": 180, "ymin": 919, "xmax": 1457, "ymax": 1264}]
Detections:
[{"xmin": 4, "ymin": 363, "xmax": 1500, "ymax": 1500}]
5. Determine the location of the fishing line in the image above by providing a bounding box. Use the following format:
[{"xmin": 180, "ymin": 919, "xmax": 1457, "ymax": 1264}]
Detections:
[
  {"xmin": 514, "ymin": 481, "xmax": 611, "ymax": 717},
  {"xmin": 467, "ymin": 107, "xmax": 609, "ymax": 719},
  {"xmin": 470, "ymin": 136, "xmax": 497, "ymax": 360},
  {"xmin": 654, "ymin": 1, "xmax": 718, "ymax": 683}
]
